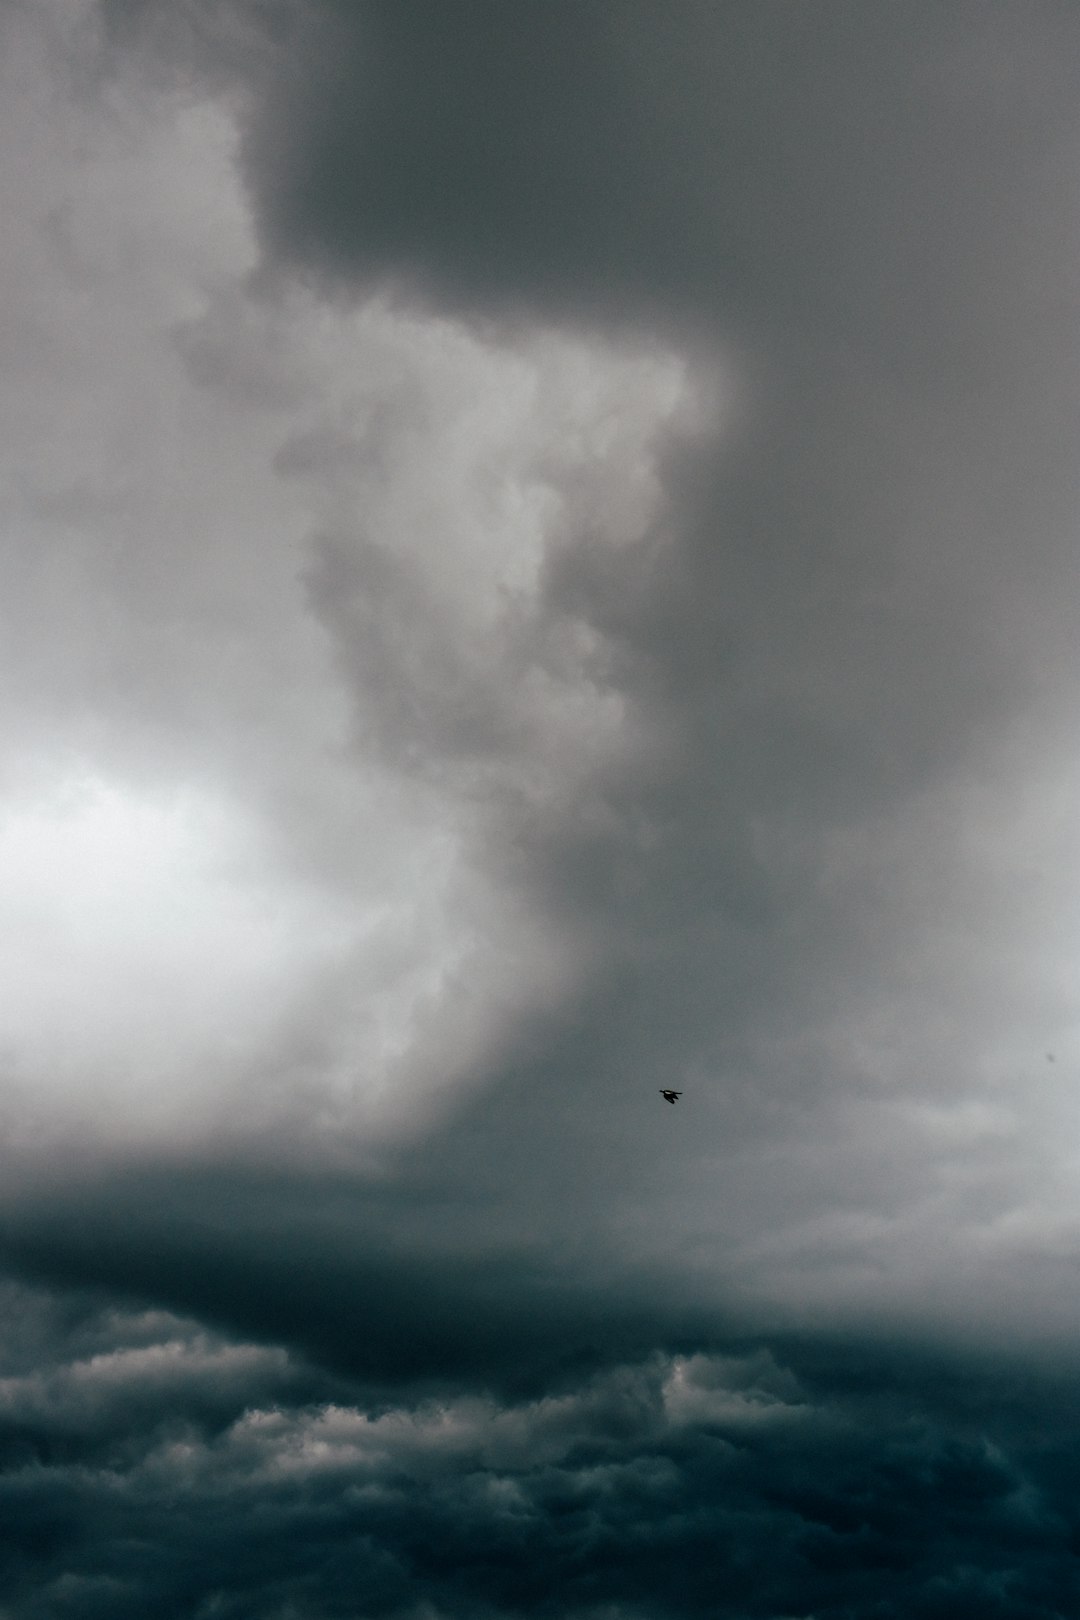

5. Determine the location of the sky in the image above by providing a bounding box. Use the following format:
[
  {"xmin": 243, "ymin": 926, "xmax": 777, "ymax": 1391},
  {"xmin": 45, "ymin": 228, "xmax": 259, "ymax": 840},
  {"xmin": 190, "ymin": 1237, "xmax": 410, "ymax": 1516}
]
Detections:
[{"xmin": 4, "ymin": 0, "xmax": 1080, "ymax": 1614}]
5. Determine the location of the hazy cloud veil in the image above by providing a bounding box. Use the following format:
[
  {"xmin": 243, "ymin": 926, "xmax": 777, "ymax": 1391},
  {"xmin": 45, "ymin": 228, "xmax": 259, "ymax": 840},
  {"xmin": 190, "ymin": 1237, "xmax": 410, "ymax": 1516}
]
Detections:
[{"xmin": 3, "ymin": 1, "xmax": 1080, "ymax": 1615}]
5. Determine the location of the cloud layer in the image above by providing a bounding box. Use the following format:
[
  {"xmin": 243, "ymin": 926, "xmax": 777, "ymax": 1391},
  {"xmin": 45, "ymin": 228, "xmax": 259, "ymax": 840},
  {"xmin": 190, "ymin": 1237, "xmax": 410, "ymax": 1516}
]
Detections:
[
  {"xmin": 2, "ymin": 1278, "xmax": 1080, "ymax": 1618},
  {"xmin": 7, "ymin": 2, "xmax": 1080, "ymax": 1613}
]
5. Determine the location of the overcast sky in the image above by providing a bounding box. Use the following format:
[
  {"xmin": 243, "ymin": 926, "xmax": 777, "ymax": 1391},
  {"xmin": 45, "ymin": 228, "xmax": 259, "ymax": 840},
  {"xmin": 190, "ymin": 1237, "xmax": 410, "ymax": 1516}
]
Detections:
[{"xmin": 5, "ymin": 1, "xmax": 1080, "ymax": 1614}]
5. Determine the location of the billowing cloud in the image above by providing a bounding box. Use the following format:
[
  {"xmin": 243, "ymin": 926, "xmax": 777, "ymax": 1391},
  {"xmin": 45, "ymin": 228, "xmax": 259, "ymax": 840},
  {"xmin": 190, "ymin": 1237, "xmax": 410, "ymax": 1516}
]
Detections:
[
  {"xmin": 0, "ymin": 0, "xmax": 707, "ymax": 1165},
  {"xmin": 7, "ymin": 2, "xmax": 1080, "ymax": 1613},
  {"xmin": 1, "ymin": 1278, "xmax": 1078, "ymax": 1618}
]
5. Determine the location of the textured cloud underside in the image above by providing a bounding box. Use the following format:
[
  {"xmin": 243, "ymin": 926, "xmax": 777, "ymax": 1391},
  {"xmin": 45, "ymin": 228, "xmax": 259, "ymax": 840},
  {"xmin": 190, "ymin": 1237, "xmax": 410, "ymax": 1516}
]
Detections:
[{"xmin": 7, "ymin": 5, "xmax": 1080, "ymax": 1613}]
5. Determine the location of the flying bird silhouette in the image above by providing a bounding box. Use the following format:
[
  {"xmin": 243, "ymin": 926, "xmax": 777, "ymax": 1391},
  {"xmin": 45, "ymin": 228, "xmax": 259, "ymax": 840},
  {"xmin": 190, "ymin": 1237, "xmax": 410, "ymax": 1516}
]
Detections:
[{"xmin": 659, "ymin": 1089, "xmax": 682, "ymax": 1104}]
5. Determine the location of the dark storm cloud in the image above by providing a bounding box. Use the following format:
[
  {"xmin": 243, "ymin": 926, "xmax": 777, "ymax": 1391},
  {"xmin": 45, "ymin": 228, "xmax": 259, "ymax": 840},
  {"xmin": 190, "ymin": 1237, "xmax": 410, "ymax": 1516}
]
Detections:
[
  {"xmin": 6, "ymin": 0, "xmax": 1080, "ymax": 1405},
  {"xmin": 1, "ymin": 1283, "xmax": 1079, "ymax": 1619},
  {"xmin": 240, "ymin": 0, "xmax": 1080, "ymax": 347},
  {"xmin": 0, "ymin": 1162, "xmax": 671, "ymax": 1397},
  {"xmin": 227, "ymin": 0, "xmax": 1080, "ymax": 1029},
  {"xmin": 4, "ymin": 0, "xmax": 1075, "ymax": 1360},
  {"xmin": 9, "ymin": 2, "xmax": 1080, "ymax": 1612},
  {"xmin": 249, "ymin": 0, "xmax": 1080, "ymax": 1323},
  {"xmin": 81, "ymin": 0, "xmax": 1080, "ymax": 1249}
]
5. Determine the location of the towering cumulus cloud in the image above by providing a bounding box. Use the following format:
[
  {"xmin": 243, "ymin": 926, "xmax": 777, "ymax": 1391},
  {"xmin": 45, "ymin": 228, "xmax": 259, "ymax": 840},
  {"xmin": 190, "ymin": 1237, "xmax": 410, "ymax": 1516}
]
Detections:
[{"xmin": 3, "ymin": 2, "xmax": 1080, "ymax": 1614}]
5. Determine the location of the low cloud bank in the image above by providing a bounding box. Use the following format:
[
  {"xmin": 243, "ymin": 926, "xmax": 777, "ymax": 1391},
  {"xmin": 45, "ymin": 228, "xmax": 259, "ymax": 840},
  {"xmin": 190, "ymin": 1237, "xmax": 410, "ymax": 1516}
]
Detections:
[{"xmin": 1, "ymin": 1280, "xmax": 1078, "ymax": 1618}]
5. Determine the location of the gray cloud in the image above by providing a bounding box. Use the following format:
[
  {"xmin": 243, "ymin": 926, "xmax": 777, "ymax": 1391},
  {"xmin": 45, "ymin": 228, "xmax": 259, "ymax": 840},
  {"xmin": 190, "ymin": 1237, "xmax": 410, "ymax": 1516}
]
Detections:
[
  {"xmin": 7, "ymin": 0, "xmax": 1080, "ymax": 1346},
  {"xmin": 7, "ymin": 2, "xmax": 1080, "ymax": 1612},
  {"xmin": 1, "ymin": 1282, "xmax": 1078, "ymax": 1617}
]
